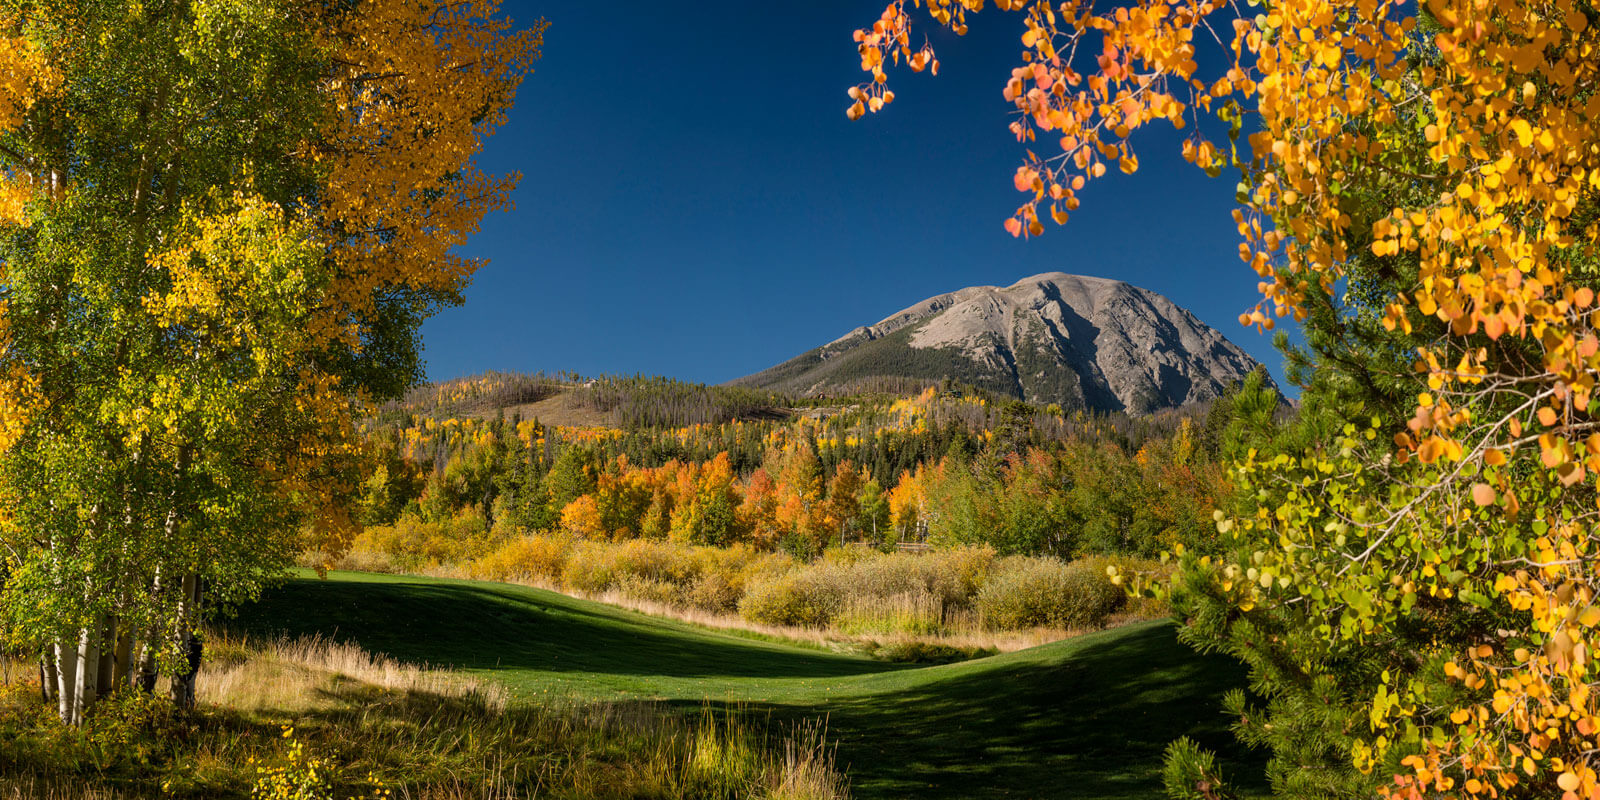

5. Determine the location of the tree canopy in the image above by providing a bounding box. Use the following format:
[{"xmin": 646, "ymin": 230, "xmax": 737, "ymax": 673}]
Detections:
[
  {"xmin": 0, "ymin": 0, "xmax": 542, "ymax": 723},
  {"xmin": 851, "ymin": 0, "xmax": 1600, "ymax": 797}
]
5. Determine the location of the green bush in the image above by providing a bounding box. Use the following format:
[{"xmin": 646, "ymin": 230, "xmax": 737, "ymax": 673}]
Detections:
[
  {"xmin": 84, "ymin": 689, "xmax": 186, "ymax": 765},
  {"xmin": 739, "ymin": 570, "xmax": 845, "ymax": 627},
  {"xmin": 975, "ymin": 557, "xmax": 1126, "ymax": 630}
]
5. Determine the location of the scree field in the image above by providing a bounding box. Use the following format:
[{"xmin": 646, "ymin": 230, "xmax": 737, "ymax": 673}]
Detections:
[{"xmin": 233, "ymin": 571, "xmax": 1266, "ymax": 799}]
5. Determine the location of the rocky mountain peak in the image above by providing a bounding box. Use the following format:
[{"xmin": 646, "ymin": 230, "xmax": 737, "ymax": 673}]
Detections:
[{"xmin": 734, "ymin": 271, "xmax": 1266, "ymax": 415}]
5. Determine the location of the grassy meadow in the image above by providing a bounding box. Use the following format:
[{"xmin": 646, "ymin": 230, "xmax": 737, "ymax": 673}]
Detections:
[
  {"xmin": 0, "ymin": 569, "xmax": 1264, "ymax": 798},
  {"xmin": 225, "ymin": 570, "xmax": 1266, "ymax": 799}
]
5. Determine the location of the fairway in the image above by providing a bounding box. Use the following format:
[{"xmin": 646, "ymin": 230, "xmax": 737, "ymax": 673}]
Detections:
[{"xmin": 233, "ymin": 571, "xmax": 1264, "ymax": 799}]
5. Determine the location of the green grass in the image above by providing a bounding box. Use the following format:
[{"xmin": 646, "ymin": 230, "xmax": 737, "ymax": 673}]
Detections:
[{"xmin": 233, "ymin": 570, "xmax": 1266, "ymax": 799}]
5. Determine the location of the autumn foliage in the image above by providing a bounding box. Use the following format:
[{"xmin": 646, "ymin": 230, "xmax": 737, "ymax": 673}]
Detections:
[
  {"xmin": 355, "ymin": 382, "xmax": 1233, "ymax": 566},
  {"xmin": 0, "ymin": 0, "xmax": 541, "ymax": 723},
  {"xmin": 853, "ymin": 0, "xmax": 1600, "ymax": 796}
]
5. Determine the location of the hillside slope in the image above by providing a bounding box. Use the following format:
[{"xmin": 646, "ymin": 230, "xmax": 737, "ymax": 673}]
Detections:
[
  {"xmin": 734, "ymin": 272, "xmax": 1264, "ymax": 414},
  {"xmin": 234, "ymin": 571, "xmax": 1266, "ymax": 799}
]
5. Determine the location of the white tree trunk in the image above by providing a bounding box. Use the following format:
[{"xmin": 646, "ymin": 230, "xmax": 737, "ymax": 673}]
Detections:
[
  {"xmin": 54, "ymin": 640, "xmax": 75, "ymax": 723},
  {"xmin": 53, "ymin": 622, "xmax": 104, "ymax": 727},
  {"xmin": 71, "ymin": 623, "xmax": 101, "ymax": 725}
]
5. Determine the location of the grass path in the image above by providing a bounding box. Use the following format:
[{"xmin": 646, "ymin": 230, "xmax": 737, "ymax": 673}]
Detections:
[{"xmin": 233, "ymin": 570, "xmax": 1265, "ymax": 799}]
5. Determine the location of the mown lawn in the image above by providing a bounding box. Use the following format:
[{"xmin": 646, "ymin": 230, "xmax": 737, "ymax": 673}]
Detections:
[{"xmin": 233, "ymin": 570, "xmax": 1266, "ymax": 799}]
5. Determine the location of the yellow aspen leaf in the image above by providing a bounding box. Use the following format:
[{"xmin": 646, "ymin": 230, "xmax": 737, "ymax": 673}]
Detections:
[{"xmin": 1510, "ymin": 118, "xmax": 1533, "ymax": 147}]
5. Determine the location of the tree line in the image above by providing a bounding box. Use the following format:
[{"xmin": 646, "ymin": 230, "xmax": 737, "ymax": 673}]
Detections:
[{"xmin": 354, "ymin": 380, "xmax": 1269, "ymax": 562}]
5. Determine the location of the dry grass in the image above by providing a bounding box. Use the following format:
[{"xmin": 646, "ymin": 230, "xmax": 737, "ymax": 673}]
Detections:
[
  {"xmin": 0, "ymin": 776, "xmax": 133, "ymax": 800},
  {"xmin": 835, "ymin": 590, "xmax": 944, "ymax": 636},
  {"xmin": 771, "ymin": 720, "xmax": 851, "ymax": 800},
  {"xmin": 198, "ymin": 631, "xmax": 507, "ymax": 714}
]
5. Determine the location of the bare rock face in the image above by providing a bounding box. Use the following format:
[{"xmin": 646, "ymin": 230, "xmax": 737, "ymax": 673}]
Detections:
[{"xmin": 733, "ymin": 272, "xmax": 1266, "ymax": 414}]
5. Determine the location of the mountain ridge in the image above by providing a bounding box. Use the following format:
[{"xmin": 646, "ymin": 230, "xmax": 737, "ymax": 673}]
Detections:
[{"xmin": 732, "ymin": 271, "xmax": 1266, "ymax": 414}]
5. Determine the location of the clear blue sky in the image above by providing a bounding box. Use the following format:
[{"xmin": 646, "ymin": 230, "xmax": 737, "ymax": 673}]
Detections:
[{"xmin": 422, "ymin": 1, "xmax": 1292, "ymax": 389}]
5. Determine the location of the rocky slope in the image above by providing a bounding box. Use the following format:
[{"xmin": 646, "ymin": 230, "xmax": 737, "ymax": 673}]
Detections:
[{"xmin": 732, "ymin": 272, "xmax": 1266, "ymax": 414}]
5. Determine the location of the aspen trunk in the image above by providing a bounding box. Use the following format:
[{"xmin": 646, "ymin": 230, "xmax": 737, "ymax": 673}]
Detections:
[
  {"xmin": 134, "ymin": 567, "xmax": 162, "ymax": 693},
  {"xmin": 169, "ymin": 575, "xmax": 201, "ymax": 710},
  {"xmin": 54, "ymin": 640, "xmax": 75, "ymax": 723},
  {"xmin": 53, "ymin": 622, "xmax": 104, "ymax": 727},
  {"xmin": 71, "ymin": 623, "xmax": 101, "ymax": 725},
  {"xmin": 39, "ymin": 651, "xmax": 57, "ymax": 704}
]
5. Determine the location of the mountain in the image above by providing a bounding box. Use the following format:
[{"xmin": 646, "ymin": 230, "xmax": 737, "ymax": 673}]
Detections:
[{"xmin": 732, "ymin": 271, "xmax": 1267, "ymax": 414}]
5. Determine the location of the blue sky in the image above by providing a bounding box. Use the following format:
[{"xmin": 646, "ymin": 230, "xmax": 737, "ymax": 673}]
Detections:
[{"xmin": 422, "ymin": 1, "xmax": 1291, "ymax": 389}]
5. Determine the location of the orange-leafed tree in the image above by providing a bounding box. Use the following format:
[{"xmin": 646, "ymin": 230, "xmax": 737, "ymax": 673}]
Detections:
[
  {"xmin": 739, "ymin": 468, "xmax": 783, "ymax": 548},
  {"xmin": 851, "ymin": 0, "xmax": 1600, "ymax": 797},
  {"xmin": 669, "ymin": 453, "xmax": 745, "ymax": 546},
  {"xmin": 0, "ymin": 0, "xmax": 541, "ymax": 723}
]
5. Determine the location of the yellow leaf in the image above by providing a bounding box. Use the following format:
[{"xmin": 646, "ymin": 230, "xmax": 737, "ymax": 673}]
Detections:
[{"xmin": 1509, "ymin": 118, "xmax": 1533, "ymax": 147}]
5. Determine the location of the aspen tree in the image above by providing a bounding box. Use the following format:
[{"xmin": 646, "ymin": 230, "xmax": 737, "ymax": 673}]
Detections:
[
  {"xmin": 0, "ymin": 0, "xmax": 542, "ymax": 723},
  {"xmin": 851, "ymin": 0, "xmax": 1600, "ymax": 795}
]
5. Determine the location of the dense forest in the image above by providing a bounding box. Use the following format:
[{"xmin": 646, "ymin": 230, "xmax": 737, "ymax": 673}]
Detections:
[{"xmin": 352, "ymin": 371, "xmax": 1279, "ymax": 563}]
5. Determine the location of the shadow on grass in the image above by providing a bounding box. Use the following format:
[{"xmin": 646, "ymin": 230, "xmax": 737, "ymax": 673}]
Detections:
[
  {"xmin": 232, "ymin": 576, "xmax": 898, "ymax": 682},
  {"xmin": 766, "ymin": 623, "xmax": 1268, "ymax": 800}
]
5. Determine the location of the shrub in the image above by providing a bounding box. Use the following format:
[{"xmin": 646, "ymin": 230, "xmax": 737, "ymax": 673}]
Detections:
[
  {"xmin": 614, "ymin": 574, "xmax": 681, "ymax": 607},
  {"xmin": 561, "ymin": 541, "xmax": 624, "ymax": 595},
  {"xmin": 975, "ymin": 557, "xmax": 1126, "ymax": 630},
  {"xmin": 740, "ymin": 570, "xmax": 845, "ymax": 627},
  {"xmin": 470, "ymin": 533, "xmax": 572, "ymax": 584},
  {"xmin": 250, "ymin": 726, "xmax": 335, "ymax": 800},
  {"xmin": 558, "ymin": 539, "xmax": 797, "ymax": 615},
  {"xmin": 83, "ymin": 689, "xmax": 185, "ymax": 763},
  {"xmin": 687, "ymin": 569, "xmax": 744, "ymax": 613},
  {"xmin": 819, "ymin": 543, "xmax": 877, "ymax": 567},
  {"xmin": 923, "ymin": 546, "xmax": 997, "ymax": 607}
]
